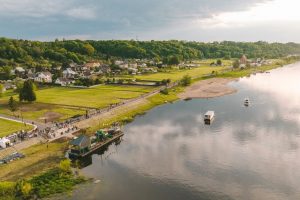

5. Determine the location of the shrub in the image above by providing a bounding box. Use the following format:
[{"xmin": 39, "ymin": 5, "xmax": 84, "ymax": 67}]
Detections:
[
  {"xmin": 160, "ymin": 88, "xmax": 169, "ymax": 95},
  {"xmin": 180, "ymin": 75, "xmax": 192, "ymax": 86}
]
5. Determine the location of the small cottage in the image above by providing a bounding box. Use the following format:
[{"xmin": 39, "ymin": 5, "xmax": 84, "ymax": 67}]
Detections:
[{"xmin": 69, "ymin": 135, "xmax": 91, "ymax": 156}]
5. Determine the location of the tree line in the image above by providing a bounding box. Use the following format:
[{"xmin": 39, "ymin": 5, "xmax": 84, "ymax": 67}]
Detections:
[{"xmin": 1, "ymin": 38, "xmax": 300, "ymax": 70}]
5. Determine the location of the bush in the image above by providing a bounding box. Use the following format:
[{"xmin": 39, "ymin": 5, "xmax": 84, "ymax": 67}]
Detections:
[
  {"xmin": 180, "ymin": 75, "xmax": 192, "ymax": 86},
  {"xmin": 160, "ymin": 88, "xmax": 169, "ymax": 95}
]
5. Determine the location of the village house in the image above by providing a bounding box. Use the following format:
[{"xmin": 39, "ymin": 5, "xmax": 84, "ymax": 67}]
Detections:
[
  {"xmin": 128, "ymin": 68, "xmax": 138, "ymax": 74},
  {"xmin": 26, "ymin": 69, "xmax": 36, "ymax": 80},
  {"xmin": 15, "ymin": 67, "xmax": 26, "ymax": 77},
  {"xmin": 55, "ymin": 77, "xmax": 75, "ymax": 86},
  {"xmin": 118, "ymin": 63, "xmax": 129, "ymax": 69},
  {"xmin": 69, "ymin": 63, "xmax": 82, "ymax": 72},
  {"xmin": 129, "ymin": 63, "xmax": 138, "ymax": 68},
  {"xmin": 63, "ymin": 68, "xmax": 77, "ymax": 79},
  {"xmin": 99, "ymin": 64, "xmax": 111, "ymax": 74},
  {"xmin": 84, "ymin": 62, "xmax": 101, "ymax": 70},
  {"xmin": 34, "ymin": 72, "xmax": 52, "ymax": 83}
]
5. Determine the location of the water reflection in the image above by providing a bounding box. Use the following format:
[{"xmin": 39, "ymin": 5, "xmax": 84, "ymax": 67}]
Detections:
[{"xmin": 66, "ymin": 63, "xmax": 300, "ymax": 200}]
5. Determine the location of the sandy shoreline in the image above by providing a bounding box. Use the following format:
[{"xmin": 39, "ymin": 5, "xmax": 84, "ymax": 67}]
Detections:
[{"xmin": 179, "ymin": 78, "xmax": 238, "ymax": 99}]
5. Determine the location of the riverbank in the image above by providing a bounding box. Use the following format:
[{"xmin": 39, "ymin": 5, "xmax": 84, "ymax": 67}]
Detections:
[{"xmin": 179, "ymin": 78, "xmax": 237, "ymax": 99}]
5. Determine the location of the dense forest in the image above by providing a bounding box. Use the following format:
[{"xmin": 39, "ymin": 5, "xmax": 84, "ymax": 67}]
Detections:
[{"xmin": 1, "ymin": 37, "xmax": 300, "ymax": 69}]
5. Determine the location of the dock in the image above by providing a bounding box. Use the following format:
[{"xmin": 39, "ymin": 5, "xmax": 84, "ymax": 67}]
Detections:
[
  {"xmin": 81, "ymin": 132, "xmax": 124, "ymax": 157},
  {"xmin": 68, "ymin": 128, "xmax": 124, "ymax": 159}
]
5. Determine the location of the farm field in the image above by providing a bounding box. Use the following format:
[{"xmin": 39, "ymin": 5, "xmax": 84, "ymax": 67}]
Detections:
[{"xmin": 0, "ymin": 118, "xmax": 33, "ymax": 138}]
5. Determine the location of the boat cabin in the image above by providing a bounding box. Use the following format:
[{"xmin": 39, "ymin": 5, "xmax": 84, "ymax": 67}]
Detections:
[
  {"xmin": 69, "ymin": 135, "xmax": 91, "ymax": 157},
  {"xmin": 204, "ymin": 111, "xmax": 215, "ymax": 121}
]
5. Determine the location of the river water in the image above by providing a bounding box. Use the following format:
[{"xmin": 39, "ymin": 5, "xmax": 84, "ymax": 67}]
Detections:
[{"xmin": 67, "ymin": 63, "xmax": 300, "ymax": 200}]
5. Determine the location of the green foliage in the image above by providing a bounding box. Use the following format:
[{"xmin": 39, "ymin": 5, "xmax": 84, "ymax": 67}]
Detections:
[
  {"xmin": 8, "ymin": 96, "xmax": 18, "ymax": 112},
  {"xmin": 0, "ymin": 182, "xmax": 15, "ymax": 199},
  {"xmin": 0, "ymin": 66, "xmax": 12, "ymax": 80},
  {"xmin": 180, "ymin": 75, "xmax": 192, "ymax": 86},
  {"xmin": 1, "ymin": 38, "xmax": 300, "ymax": 69},
  {"xmin": 160, "ymin": 88, "xmax": 169, "ymax": 95},
  {"xmin": 30, "ymin": 168, "xmax": 85, "ymax": 198},
  {"xmin": 0, "ymin": 84, "xmax": 4, "ymax": 97},
  {"xmin": 15, "ymin": 179, "xmax": 33, "ymax": 199},
  {"xmin": 19, "ymin": 80, "xmax": 36, "ymax": 102},
  {"xmin": 216, "ymin": 59, "xmax": 222, "ymax": 65},
  {"xmin": 233, "ymin": 60, "xmax": 240, "ymax": 69},
  {"xmin": 59, "ymin": 159, "xmax": 71, "ymax": 174}
]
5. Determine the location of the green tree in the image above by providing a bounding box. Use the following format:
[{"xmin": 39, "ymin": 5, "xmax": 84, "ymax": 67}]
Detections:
[
  {"xmin": 233, "ymin": 60, "xmax": 240, "ymax": 69},
  {"xmin": 83, "ymin": 44, "xmax": 95, "ymax": 55},
  {"xmin": 19, "ymin": 80, "xmax": 36, "ymax": 102},
  {"xmin": 216, "ymin": 59, "xmax": 222, "ymax": 66},
  {"xmin": 168, "ymin": 56, "xmax": 180, "ymax": 65},
  {"xmin": 15, "ymin": 179, "xmax": 32, "ymax": 199},
  {"xmin": 0, "ymin": 84, "xmax": 4, "ymax": 97},
  {"xmin": 0, "ymin": 66, "xmax": 12, "ymax": 80},
  {"xmin": 8, "ymin": 96, "xmax": 18, "ymax": 114}
]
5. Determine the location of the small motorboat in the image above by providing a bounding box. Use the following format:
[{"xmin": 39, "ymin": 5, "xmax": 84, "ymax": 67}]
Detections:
[
  {"xmin": 244, "ymin": 98, "xmax": 250, "ymax": 106},
  {"xmin": 204, "ymin": 111, "xmax": 215, "ymax": 124}
]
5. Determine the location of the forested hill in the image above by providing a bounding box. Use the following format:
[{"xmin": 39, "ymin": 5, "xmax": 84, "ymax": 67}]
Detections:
[{"xmin": 1, "ymin": 37, "xmax": 300, "ymax": 68}]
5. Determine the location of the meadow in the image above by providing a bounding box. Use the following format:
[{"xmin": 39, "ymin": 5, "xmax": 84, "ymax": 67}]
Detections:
[
  {"xmin": 0, "ymin": 118, "xmax": 32, "ymax": 138},
  {"xmin": 117, "ymin": 65, "xmax": 227, "ymax": 81}
]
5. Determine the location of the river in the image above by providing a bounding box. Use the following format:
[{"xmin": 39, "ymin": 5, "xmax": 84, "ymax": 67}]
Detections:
[{"xmin": 65, "ymin": 63, "xmax": 300, "ymax": 200}]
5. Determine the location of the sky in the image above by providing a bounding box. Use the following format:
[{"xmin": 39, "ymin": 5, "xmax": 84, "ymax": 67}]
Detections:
[{"xmin": 0, "ymin": 0, "xmax": 299, "ymax": 42}]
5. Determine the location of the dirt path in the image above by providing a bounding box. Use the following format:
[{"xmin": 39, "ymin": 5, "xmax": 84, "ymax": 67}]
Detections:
[{"xmin": 179, "ymin": 78, "xmax": 238, "ymax": 99}]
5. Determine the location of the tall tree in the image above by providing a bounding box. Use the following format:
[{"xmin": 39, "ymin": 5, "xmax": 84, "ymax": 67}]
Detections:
[
  {"xmin": 8, "ymin": 96, "xmax": 18, "ymax": 114},
  {"xmin": 19, "ymin": 80, "xmax": 36, "ymax": 102}
]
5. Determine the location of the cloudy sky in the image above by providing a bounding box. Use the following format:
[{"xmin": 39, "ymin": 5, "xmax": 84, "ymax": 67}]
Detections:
[{"xmin": 0, "ymin": 0, "xmax": 299, "ymax": 42}]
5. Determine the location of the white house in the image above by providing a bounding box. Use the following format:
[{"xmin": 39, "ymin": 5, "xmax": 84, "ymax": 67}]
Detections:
[
  {"xmin": 118, "ymin": 63, "xmax": 129, "ymax": 69},
  {"xmin": 0, "ymin": 138, "xmax": 11, "ymax": 149},
  {"xmin": 15, "ymin": 67, "xmax": 25, "ymax": 73},
  {"xmin": 34, "ymin": 72, "xmax": 52, "ymax": 83},
  {"xmin": 55, "ymin": 77, "xmax": 74, "ymax": 86},
  {"xmin": 129, "ymin": 63, "xmax": 138, "ymax": 68},
  {"xmin": 63, "ymin": 68, "xmax": 77, "ymax": 79}
]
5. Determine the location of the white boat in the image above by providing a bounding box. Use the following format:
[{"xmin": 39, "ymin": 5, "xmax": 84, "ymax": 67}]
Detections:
[
  {"xmin": 244, "ymin": 98, "xmax": 250, "ymax": 106},
  {"xmin": 204, "ymin": 111, "xmax": 215, "ymax": 122}
]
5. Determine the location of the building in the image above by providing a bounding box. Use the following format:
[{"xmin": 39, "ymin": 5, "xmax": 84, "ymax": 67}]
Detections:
[
  {"xmin": 34, "ymin": 72, "xmax": 52, "ymax": 83},
  {"xmin": 69, "ymin": 135, "xmax": 91, "ymax": 156},
  {"xmin": 84, "ymin": 62, "xmax": 101, "ymax": 69},
  {"xmin": 63, "ymin": 68, "xmax": 77, "ymax": 79},
  {"xmin": 240, "ymin": 55, "xmax": 247, "ymax": 65},
  {"xmin": 55, "ymin": 77, "xmax": 74, "ymax": 86}
]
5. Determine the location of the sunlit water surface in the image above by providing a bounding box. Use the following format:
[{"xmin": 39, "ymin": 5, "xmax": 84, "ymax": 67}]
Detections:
[{"xmin": 65, "ymin": 63, "xmax": 300, "ymax": 200}]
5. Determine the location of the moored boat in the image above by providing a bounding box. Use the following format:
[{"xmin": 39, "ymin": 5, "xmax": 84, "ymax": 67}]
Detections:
[{"xmin": 204, "ymin": 111, "xmax": 215, "ymax": 124}]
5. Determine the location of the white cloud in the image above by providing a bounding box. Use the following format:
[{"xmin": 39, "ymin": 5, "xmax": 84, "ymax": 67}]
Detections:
[{"xmin": 66, "ymin": 7, "xmax": 97, "ymax": 20}]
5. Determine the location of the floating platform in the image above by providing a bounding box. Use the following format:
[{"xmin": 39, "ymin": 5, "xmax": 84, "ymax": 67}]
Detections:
[{"xmin": 68, "ymin": 128, "xmax": 124, "ymax": 159}]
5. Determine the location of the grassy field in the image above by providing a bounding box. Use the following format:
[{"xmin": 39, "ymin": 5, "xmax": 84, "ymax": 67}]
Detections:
[
  {"xmin": 0, "ymin": 141, "xmax": 66, "ymax": 181},
  {"xmin": 0, "ymin": 85, "xmax": 156, "ymax": 122},
  {"xmin": 34, "ymin": 85, "xmax": 154, "ymax": 108},
  {"xmin": 0, "ymin": 118, "xmax": 33, "ymax": 138},
  {"xmin": 116, "ymin": 66, "xmax": 227, "ymax": 81}
]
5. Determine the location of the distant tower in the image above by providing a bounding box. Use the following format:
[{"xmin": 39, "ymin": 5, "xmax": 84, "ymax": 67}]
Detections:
[{"xmin": 240, "ymin": 55, "xmax": 247, "ymax": 65}]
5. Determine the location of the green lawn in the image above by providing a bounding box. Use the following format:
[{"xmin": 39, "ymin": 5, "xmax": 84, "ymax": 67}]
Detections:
[
  {"xmin": 35, "ymin": 85, "xmax": 155, "ymax": 108},
  {"xmin": 116, "ymin": 66, "xmax": 227, "ymax": 81},
  {"xmin": 0, "ymin": 118, "xmax": 32, "ymax": 137}
]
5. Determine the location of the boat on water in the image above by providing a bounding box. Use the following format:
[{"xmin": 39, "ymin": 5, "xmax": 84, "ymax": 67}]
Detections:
[
  {"xmin": 204, "ymin": 111, "xmax": 215, "ymax": 124},
  {"xmin": 244, "ymin": 98, "xmax": 250, "ymax": 106},
  {"xmin": 67, "ymin": 125, "xmax": 123, "ymax": 159}
]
